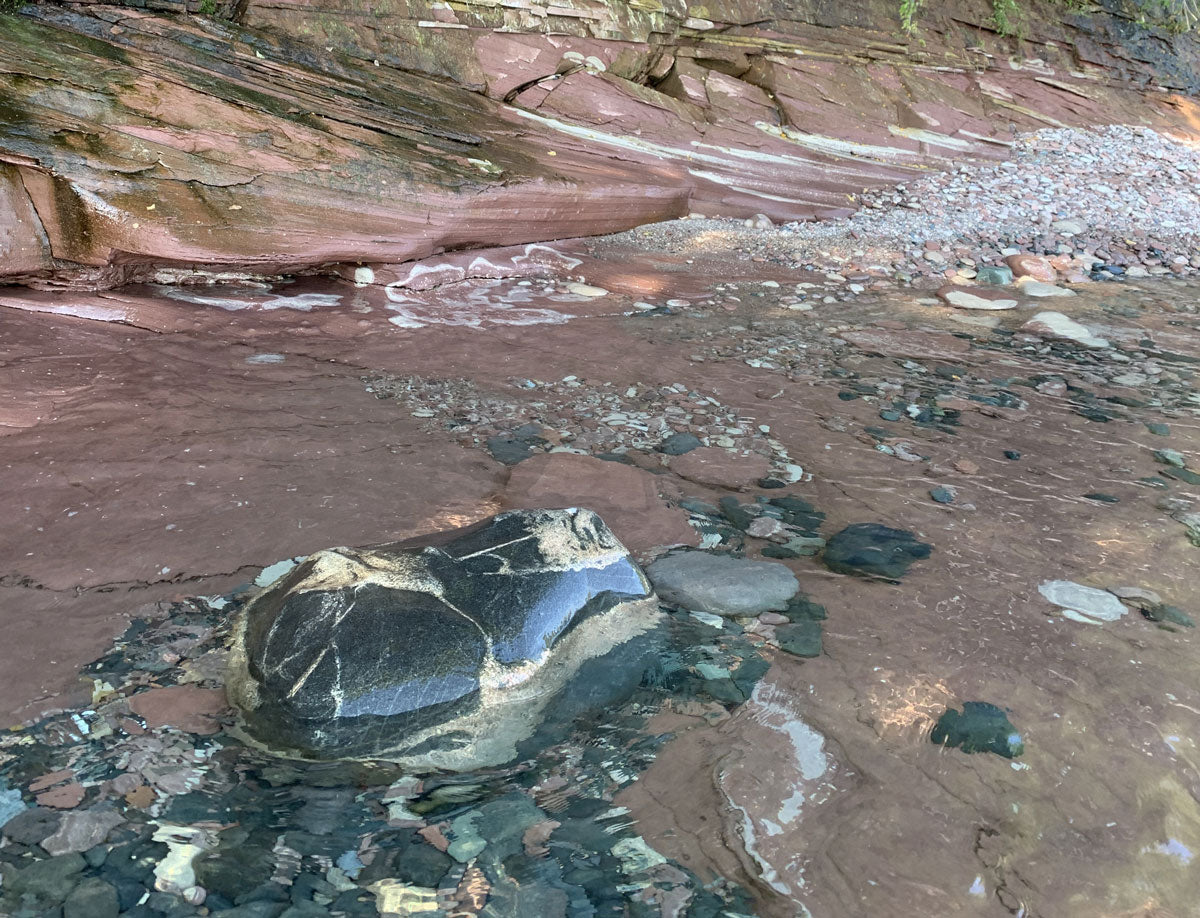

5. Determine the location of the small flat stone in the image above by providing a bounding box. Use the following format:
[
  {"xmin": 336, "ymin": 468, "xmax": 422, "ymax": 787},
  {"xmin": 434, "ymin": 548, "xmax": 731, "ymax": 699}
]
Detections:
[
  {"xmin": 823, "ymin": 523, "xmax": 932, "ymax": 580},
  {"xmin": 776, "ymin": 620, "xmax": 822, "ymax": 658},
  {"xmin": 646, "ymin": 551, "xmax": 799, "ymax": 617},
  {"xmin": 486, "ymin": 436, "xmax": 536, "ymax": 466},
  {"xmin": 1021, "ymin": 312, "xmax": 1108, "ymax": 348},
  {"xmin": 975, "ymin": 265, "xmax": 1013, "ymax": 285},
  {"xmin": 29, "ymin": 769, "xmax": 75, "ymax": 794},
  {"xmin": 658, "ymin": 432, "xmax": 703, "ymax": 456},
  {"xmin": 1003, "ymin": 450, "xmax": 1021, "ymax": 460},
  {"xmin": 1154, "ymin": 449, "xmax": 1186, "ymax": 468},
  {"xmin": 565, "ymin": 282, "xmax": 607, "ymax": 297},
  {"xmin": 1146, "ymin": 422, "xmax": 1171, "ymax": 437},
  {"xmin": 128, "ymin": 685, "xmax": 229, "ymax": 735},
  {"xmin": 931, "ymin": 702, "xmax": 1023, "ymax": 758},
  {"xmin": 36, "ymin": 783, "xmax": 85, "ymax": 810},
  {"xmin": 929, "ymin": 486, "xmax": 956, "ymax": 504},
  {"xmin": 1038, "ymin": 579, "xmax": 1127, "ymax": 623},
  {"xmin": 935, "ymin": 285, "xmax": 1018, "ymax": 311},
  {"xmin": 1163, "ymin": 467, "xmax": 1200, "ymax": 486},
  {"xmin": 1143, "ymin": 604, "xmax": 1195, "ymax": 628},
  {"xmin": 668, "ymin": 447, "xmax": 771, "ymax": 490},
  {"xmin": 41, "ymin": 807, "xmax": 125, "ymax": 856}
]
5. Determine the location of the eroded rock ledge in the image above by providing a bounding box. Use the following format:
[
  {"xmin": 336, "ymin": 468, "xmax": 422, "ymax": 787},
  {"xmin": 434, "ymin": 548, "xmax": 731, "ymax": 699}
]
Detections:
[{"xmin": 1, "ymin": 0, "xmax": 1198, "ymax": 289}]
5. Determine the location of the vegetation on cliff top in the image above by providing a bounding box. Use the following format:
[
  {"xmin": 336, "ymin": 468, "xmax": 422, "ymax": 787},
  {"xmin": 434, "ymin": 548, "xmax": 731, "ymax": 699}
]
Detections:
[{"xmin": 903, "ymin": 0, "xmax": 1198, "ymax": 35}]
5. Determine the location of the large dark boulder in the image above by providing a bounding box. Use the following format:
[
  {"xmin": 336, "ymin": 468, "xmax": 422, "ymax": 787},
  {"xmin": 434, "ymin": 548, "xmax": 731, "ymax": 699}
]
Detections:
[{"xmin": 227, "ymin": 508, "xmax": 661, "ymax": 771}]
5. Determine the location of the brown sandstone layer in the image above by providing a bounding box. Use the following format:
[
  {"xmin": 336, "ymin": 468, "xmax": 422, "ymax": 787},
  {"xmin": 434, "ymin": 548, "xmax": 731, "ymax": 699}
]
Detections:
[{"xmin": 1, "ymin": 0, "xmax": 1198, "ymax": 290}]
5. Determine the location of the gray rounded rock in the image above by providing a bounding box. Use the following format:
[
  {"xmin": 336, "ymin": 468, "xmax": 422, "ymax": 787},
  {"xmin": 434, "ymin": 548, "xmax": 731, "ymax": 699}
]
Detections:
[
  {"xmin": 64, "ymin": 877, "xmax": 119, "ymax": 918},
  {"xmin": 228, "ymin": 508, "xmax": 661, "ymax": 771},
  {"xmin": 646, "ymin": 550, "xmax": 799, "ymax": 617}
]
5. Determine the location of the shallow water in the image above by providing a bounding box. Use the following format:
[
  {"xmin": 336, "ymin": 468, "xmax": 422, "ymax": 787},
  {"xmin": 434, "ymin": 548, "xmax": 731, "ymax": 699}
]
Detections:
[{"xmin": 1, "ymin": 230, "xmax": 1199, "ymax": 916}]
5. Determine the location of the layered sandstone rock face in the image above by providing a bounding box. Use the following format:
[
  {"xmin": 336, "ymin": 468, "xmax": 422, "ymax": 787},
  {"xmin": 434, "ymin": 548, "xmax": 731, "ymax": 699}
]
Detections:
[{"xmin": 1, "ymin": 0, "xmax": 1198, "ymax": 288}]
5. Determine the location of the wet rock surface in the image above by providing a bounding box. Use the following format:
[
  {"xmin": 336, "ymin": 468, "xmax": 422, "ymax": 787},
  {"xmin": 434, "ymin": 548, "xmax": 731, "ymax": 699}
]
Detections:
[
  {"xmin": 2, "ymin": 183, "xmax": 1200, "ymax": 915},
  {"xmin": 822, "ymin": 523, "xmax": 933, "ymax": 581},
  {"xmin": 0, "ymin": 564, "xmax": 776, "ymax": 918},
  {"xmin": 229, "ymin": 509, "xmax": 662, "ymax": 769}
]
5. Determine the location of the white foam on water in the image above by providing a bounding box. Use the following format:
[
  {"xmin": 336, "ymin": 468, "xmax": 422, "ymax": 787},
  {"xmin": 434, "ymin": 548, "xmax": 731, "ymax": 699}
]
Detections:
[
  {"xmin": 158, "ymin": 287, "xmax": 342, "ymax": 312},
  {"xmin": 383, "ymin": 277, "xmax": 589, "ymax": 330}
]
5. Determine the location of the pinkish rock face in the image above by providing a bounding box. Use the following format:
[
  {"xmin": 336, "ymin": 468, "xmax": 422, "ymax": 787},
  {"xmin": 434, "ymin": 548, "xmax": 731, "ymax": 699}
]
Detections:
[
  {"xmin": 502, "ymin": 453, "xmax": 698, "ymax": 556},
  {"xmin": 668, "ymin": 447, "xmax": 771, "ymax": 490},
  {"xmin": 1005, "ymin": 254, "xmax": 1059, "ymax": 283},
  {"xmin": 0, "ymin": 165, "xmax": 51, "ymax": 279}
]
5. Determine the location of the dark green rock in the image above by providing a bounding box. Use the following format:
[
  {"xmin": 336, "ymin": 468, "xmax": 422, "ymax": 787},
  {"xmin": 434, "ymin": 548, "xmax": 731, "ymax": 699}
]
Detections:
[
  {"xmin": 1083, "ymin": 492, "xmax": 1120, "ymax": 503},
  {"xmin": 1162, "ymin": 467, "xmax": 1200, "ymax": 486},
  {"xmin": 717, "ymin": 497, "xmax": 756, "ymax": 531},
  {"xmin": 879, "ymin": 409, "xmax": 902, "ymax": 422},
  {"xmin": 930, "ymin": 702, "xmax": 1023, "ymax": 758},
  {"xmin": 2, "ymin": 808, "xmax": 61, "ymax": 846},
  {"xmin": 1003, "ymin": 450, "xmax": 1021, "ymax": 460},
  {"xmin": 766, "ymin": 496, "xmax": 825, "ymax": 533},
  {"xmin": 658, "ymin": 432, "xmax": 703, "ymax": 455},
  {"xmin": 1146, "ymin": 422, "xmax": 1171, "ymax": 436},
  {"xmin": 358, "ymin": 831, "xmax": 452, "ymax": 888},
  {"xmin": 1143, "ymin": 604, "xmax": 1195, "ymax": 628},
  {"xmin": 6, "ymin": 853, "xmax": 86, "ymax": 903},
  {"xmin": 761, "ymin": 539, "xmax": 822, "ymax": 560},
  {"xmin": 195, "ymin": 829, "xmax": 276, "ymax": 901},
  {"xmin": 63, "ymin": 878, "xmax": 119, "ymax": 918},
  {"xmin": 776, "ymin": 621, "xmax": 822, "ymax": 658},
  {"xmin": 486, "ymin": 436, "xmax": 536, "ymax": 466},
  {"xmin": 784, "ymin": 596, "xmax": 827, "ymax": 621},
  {"xmin": 929, "ymin": 486, "xmax": 955, "ymax": 504},
  {"xmin": 823, "ymin": 523, "xmax": 932, "ymax": 580}
]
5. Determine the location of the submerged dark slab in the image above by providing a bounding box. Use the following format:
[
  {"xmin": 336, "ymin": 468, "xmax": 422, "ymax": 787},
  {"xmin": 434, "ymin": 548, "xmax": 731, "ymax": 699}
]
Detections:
[
  {"xmin": 228, "ymin": 508, "xmax": 661, "ymax": 770},
  {"xmin": 822, "ymin": 523, "xmax": 932, "ymax": 581}
]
